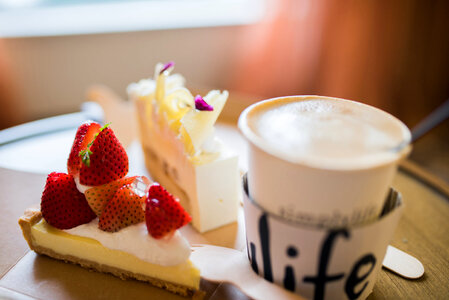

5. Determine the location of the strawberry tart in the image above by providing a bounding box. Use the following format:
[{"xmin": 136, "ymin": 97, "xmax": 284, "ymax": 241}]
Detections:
[
  {"xmin": 128, "ymin": 62, "xmax": 240, "ymax": 233},
  {"xmin": 19, "ymin": 122, "xmax": 201, "ymax": 297}
]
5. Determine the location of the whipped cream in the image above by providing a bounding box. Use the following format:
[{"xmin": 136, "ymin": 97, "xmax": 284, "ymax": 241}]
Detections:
[
  {"xmin": 66, "ymin": 219, "xmax": 191, "ymax": 266},
  {"xmin": 127, "ymin": 79, "xmax": 156, "ymax": 98},
  {"xmin": 127, "ymin": 73, "xmax": 185, "ymax": 99},
  {"xmin": 74, "ymin": 175, "xmax": 91, "ymax": 194},
  {"xmin": 199, "ymin": 130, "xmax": 222, "ymax": 154}
]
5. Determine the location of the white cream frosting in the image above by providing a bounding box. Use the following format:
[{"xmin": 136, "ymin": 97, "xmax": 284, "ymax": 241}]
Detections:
[
  {"xmin": 73, "ymin": 175, "xmax": 91, "ymax": 194},
  {"xmin": 198, "ymin": 130, "xmax": 222, "ymax": 154},
  {"xmin": 127, "ymin": 73, "xmax": 185, "ymax": 99},
  {"xmin": 65, "ymin": 219, "xmax": 191, "ymax": 266},
  {"xmin": 127, "ymin": 79, "xmax": 156, "ymax": 98}
]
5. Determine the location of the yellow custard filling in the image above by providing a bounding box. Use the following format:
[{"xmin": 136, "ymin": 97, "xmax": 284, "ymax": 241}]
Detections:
[{"xmin": 31, "ymin": 219, "xmax": 200, "ymax": 289}]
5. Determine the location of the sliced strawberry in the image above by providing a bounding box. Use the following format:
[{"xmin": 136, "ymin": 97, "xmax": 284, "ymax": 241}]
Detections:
[
  {"xmin": 86, "ymin": 176, "xmax": 151, "ymax": 217},
  {"xmin": 84, "ymin": 176, "xmax": 140, "ymax": 217},
  {"xmin": 98, "ymin": 181, "xmax": 148, "ymax": 232},
  {"xmin": 41, "ymin": 172, "xmax": 96, "ymax": 229},
  {"xmin": 67, "ymin": 121, "xmax": 102, "ymax": 176},
  {"xmin": 78, "ymin": 124, "xmax": 129, "ymax": 186},
  {"xmin": 145, "ymin": 183, "xmax": 192, "ymax": 239}
]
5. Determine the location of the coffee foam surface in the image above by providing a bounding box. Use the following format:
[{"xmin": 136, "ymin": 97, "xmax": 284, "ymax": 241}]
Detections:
[{"xmin": 244, "ymin": 97, "xmax": 410, "ymax": 169}]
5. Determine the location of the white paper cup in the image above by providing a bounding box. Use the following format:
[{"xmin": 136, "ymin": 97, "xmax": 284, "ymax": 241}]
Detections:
[
  {"xmin": 242, "ymin": 174, "xmax": 404, "ymax": 299},
  {"xmin": 238, "ymin": 96, "xmax": 411, "ymax": 227}
]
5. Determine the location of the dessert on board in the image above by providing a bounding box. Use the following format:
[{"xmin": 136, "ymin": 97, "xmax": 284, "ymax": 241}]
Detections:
[
  {"xmin": 128, "ymin": 62, "xmax": 240, "ymax": 233},
  {"xmin": 19, "ymin": 122, "xmax": 201, "ymax": 297}
]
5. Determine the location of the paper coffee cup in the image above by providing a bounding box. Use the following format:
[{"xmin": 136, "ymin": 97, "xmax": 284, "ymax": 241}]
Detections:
[
  {"xmin": 242, "ymin": 174, "xmax": 404, "ymax": 299},
  {"xmin": 238, "ymin": 96, "xmax": 411, "ymax": 227}
]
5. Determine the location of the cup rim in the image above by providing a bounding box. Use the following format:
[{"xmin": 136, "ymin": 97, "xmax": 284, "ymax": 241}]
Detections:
[{"xmin": 238, "ymin": 95, "xmax": 412, "ymax": 171}]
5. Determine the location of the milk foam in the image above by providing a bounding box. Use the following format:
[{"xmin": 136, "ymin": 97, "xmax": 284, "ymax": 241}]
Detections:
[{"xmin": 245, "ymin": 97, "xmax": 410, "ymax": 168}]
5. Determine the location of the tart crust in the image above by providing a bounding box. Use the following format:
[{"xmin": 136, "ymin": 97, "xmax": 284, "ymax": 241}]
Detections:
[{"xmin": 19, "ymin": 208, "xmax": 202, "ymax": 298}]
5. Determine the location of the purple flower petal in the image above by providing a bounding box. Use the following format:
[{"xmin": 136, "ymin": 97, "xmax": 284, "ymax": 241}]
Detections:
[
  {"xmin": 195, "ymin": 95, "xmax": 214, "ymax": 111},
  {"xmin": 160, "ymin": 61, "xmax": 175, "ymax": 74}
]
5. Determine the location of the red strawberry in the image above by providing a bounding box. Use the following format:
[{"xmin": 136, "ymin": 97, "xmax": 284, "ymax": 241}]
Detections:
[
  {"xmin": 86, "ymin": 176, "xmax": 151, "ymax": 217},
  {"xmin": 98, "ymin": 180, "xmax": 148, "ymax": 232},
  {"xmin": 145, "ymin": 183, "xmax": 191, "ymax": 239},
  {"xmin": 84, "ymin": 176, "xmax": 140, "ymax": 217},
  {"xmin": 41, "ymin": 172, "xmax": 96, "ymax": 229},
  {"xmin": 77, "ymin": 124, "xmax": 129, "ymax": 186},
  {"xmin": 67, "ymin": 121, "xmax": 102, "ymax": 175}
]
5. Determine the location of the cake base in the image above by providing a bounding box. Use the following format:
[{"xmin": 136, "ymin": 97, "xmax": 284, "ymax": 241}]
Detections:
[{"xmin": 19, "ymin": 209, "xmax": 203, "ymax": 299}]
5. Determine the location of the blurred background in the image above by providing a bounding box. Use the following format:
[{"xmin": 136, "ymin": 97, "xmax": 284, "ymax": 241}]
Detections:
[{"xmin": 0, "ymin": 0, "xmax": 448, "ymax": 181}]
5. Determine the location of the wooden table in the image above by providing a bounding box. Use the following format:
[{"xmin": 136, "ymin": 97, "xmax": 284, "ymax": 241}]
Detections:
[{"xmin": 0, "ymin": 93, "xmax": 448, "ymax": 299}]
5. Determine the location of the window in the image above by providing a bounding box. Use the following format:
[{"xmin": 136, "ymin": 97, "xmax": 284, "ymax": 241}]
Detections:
[{"xmin": 0, "ymin": 0, "xmax": 266, "ymax": 37}]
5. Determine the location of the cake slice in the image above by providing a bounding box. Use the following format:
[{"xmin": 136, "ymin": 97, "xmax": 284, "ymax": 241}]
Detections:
[
  {"xmin": 128, "ymin": 62, "xmax": 240, "ymax": 233},
  {"xmin": 19, "ymin": 209, "xmax": 200, "ymax": 297},
  {"xmin": 18, "ymin": 121, "xmax": 201, "ymax": 298}
]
